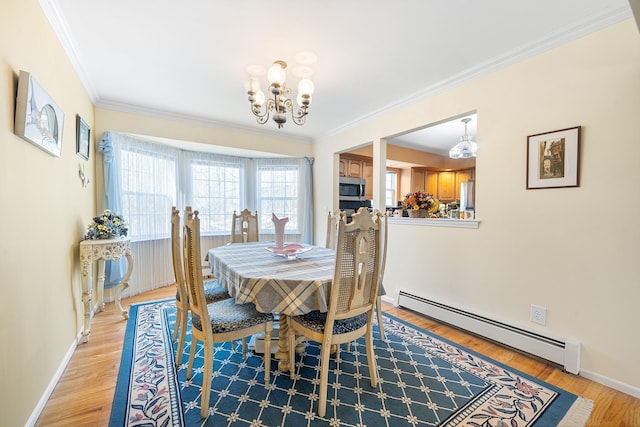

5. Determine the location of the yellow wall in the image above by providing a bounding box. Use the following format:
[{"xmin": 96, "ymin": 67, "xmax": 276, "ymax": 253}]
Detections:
[
  {"xmin": 1, "ymin": 0, "xmax": 95, "ymax": 424},
  {"xmin": 2, "ymin": 1, "xmax": 639, "ymax": 424},
  {"xmin": 313, "ymin": 19, "xmax": 640, "ymax": 394},
  {"xmin": 0, "ymin": 1, "xmax": 313, "ymax": 425}
]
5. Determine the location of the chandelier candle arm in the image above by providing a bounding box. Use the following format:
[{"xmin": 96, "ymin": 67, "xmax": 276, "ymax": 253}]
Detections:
[{"xmin": 245, "ymin": 59, "xmax": 314, "ymax": 128}]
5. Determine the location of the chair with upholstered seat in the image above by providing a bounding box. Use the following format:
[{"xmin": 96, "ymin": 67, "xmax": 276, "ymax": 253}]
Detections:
[
  {"xmin": 325, "ymin": 209, "xmax": 343, "ymax": 250},
  {"xmin": 184, "ymin": 209, "xmax": 274, "ymax": 418},
  {"xmin": 327, "ymin": 209, "xmax": 386, "ymax": 342},
  {"xmin": 230, "ymin": 208, "xmax": 259, "ymax": 243},
  {"xmin": 288, "ymin": 207, "xmax": 385, "ymax": 417},
  {"xmin": 170, "ymin": 207, "xmax": 231, "ymax": 366}
]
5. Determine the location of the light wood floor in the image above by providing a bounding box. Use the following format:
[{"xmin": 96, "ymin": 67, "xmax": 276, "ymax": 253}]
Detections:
[{"xmin": 36, "ymin": 286, "xmax": 640, "ymax": 426}]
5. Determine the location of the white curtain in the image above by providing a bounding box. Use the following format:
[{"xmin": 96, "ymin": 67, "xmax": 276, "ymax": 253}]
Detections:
[{"xmin": 100, "ymin": 132, "xmax": 313, "ymax": 298}]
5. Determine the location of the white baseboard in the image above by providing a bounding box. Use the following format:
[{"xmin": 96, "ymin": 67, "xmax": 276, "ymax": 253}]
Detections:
[
  {"xmin": 389, "ymin": 294, "xmax": 640, "ymax": 399},
  {"xmin": 380, "ymin": 294, "xmax": 395, "ymax": 305},
  {"xmin": 579, "ymin": 369, "xmax": 640, "ymax": 399},
  {"xmin": 25, "ymin": 335, "xmax": 79, "ymax": 426}
]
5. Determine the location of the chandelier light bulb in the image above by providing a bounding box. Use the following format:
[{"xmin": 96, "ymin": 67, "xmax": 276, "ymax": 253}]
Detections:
[
  {"xmin": 245, "ymin": 75, "xmax": 261, "ymax": 93},
  {"xmin": 298, "ymin": 78, "xmax": 314, "ymax": 96},
  {"xmin": 254, "ymin": 90, "xmax": 265, "ymax": 107},
  {"xmin": 267, "ymin": 61, "xmax": 287, "ymax": 86}
]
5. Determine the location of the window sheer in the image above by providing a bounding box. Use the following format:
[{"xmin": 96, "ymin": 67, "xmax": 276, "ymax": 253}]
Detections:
[
  {"xmin": 186, "ymin": 153, "xmax": 248, "ymax": 234},
  {"xmin": 120, "ymin": 144, "xmax": 178, "ymax": 241},
  {"xmin": 256, "ymin": 159, "xmax": 300, "ymax": 233},
  {"xmin": 99, "ymin": 132, "xmax": 313, "ymax": 297}
]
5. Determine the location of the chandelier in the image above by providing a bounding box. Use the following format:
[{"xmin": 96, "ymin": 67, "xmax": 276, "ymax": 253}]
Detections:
[
  {"xmin": 245, "ymin": 60, "xmax": 315, "ymax": 128},
  {"xmin": 449, "ymin": 117, "xmax": 477, "ymax": 159}
]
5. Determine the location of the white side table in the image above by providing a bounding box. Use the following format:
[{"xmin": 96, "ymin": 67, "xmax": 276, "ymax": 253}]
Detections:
[{"xmin": 79, "ymin": 237, "xmax": 133, "ymax": 343}]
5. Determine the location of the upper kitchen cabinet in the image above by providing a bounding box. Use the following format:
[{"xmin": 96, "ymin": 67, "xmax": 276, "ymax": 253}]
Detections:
[
  {"xmin": 339, "ymin": 156, "xmax": 365, "ymax": 178},
  {"xmin": 410, "ymin": 167, "xmax": 475, "ymax": 202},
  {"xmin": 437, "ymin": 171, "xmax": 456, "ymax": 201}
]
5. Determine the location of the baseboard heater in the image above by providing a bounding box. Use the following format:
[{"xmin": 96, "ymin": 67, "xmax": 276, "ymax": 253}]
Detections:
[{"xmin": 397, "ymin": 291, "xmax": 580, "ymax": 374}]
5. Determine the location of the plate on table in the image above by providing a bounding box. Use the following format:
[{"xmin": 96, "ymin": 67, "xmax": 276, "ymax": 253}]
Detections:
[{"xmin": 265, "ymin": 243, "xmax": 313, "ymax": 259}]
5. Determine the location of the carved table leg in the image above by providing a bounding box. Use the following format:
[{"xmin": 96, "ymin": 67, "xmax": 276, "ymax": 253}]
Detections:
[
  {"xmin": 80, "ymin": 261, "xmax": 93, "ymax": 343},
  {"xmin": 275, "ymin": 314, "xmax": 291, "ymax": 372},
  {"xmin": 97, "ymin": 259, "xmax": 106, "ymax": 311},
  {"xmin": 113, "ymin": 252, "xmax": 134, "ymax": 319}
]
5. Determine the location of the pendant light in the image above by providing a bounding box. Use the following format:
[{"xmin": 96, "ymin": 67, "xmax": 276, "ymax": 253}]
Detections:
[{"xmin": 449, "ymin": 118, "xmax": 477, "ymax": 159}]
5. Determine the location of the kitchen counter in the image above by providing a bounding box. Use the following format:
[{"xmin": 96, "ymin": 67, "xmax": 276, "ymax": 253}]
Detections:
[{"xmin": 388, "ymin": 216, "xmax": 479, "ymax": 229}]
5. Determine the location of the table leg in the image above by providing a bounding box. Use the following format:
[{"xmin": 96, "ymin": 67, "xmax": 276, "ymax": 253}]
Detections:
[
  {"xmin": 275, "ymin": 314, "xmax": 291, "ymax": 372},
  {"xmin": 97, "ymin": 260, "xmax": 106, "ymax": 311},
  {"xmin": 113, "ymin": 252, "xmax": 134, "ymax": 319},
  {"xmin": 80, "ymin": 262, "xmax": 93, "ymax": 343}
]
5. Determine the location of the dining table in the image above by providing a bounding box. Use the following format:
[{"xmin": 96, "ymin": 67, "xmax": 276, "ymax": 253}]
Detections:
[{"xmin": 207, "ymin": 241, "xmax": 336, "ymax": 372}]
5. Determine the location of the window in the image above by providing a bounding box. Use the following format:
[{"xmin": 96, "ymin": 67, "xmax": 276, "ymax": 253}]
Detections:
[
  {"xmin": 385, "ymin": 171, "xmax": 397, "ymax": 207},
  {"xmin": 120, "ymin": 146, "xmax": 177, "ymax": 241},
  {"xmin": 257, "ymin": 162, "xmax": 300, "ymax": 233},
  {"xmin": 110, "ymin": 134, "xmax": 309, "ymax": 241},
  {"xmin": 191, "ymin": 159, "xmax": 242, "ymax": 234}
]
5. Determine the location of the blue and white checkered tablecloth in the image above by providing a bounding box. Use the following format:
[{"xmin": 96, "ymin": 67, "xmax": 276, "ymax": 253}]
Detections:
[{"xmin": 208, "ymin": 242, "xmax": 336, "ymax": 316}]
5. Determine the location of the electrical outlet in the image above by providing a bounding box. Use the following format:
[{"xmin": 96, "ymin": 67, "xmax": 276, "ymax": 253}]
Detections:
[{"xmin": 530, "ymin": 304, "xmax": 547, "ymax": 325}]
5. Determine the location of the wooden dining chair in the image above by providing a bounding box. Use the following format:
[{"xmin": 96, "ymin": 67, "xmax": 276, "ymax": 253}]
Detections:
[
  {"xmin": 328, "ymin": 209, "xmax": 386, "ymax": 343},
  {"xmin": 170, "ymin": 207, "xmax": 231, "ymax": 366},
  {"xmin": 325, "ymin": 209, "xmax": 343, "ymax": 250},
  {"xmin": 288, "ymin": 207, "xmax": 385, "ymax": 417},
  {"xmin": 184, "ymin": 209, "xmax": 274, "ymax": 418},
  {"xmin": 230, "ymin": 208, "xmax": 259, "ymax": 243}
]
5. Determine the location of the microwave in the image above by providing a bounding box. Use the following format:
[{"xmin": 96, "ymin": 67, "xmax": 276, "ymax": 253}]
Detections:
[{"xmin": 339, "ymin": 177, "xmax": 366, "ymax": 201}]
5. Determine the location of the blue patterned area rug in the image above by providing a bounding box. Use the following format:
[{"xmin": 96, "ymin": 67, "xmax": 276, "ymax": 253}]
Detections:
[{"xmin": 109, "ymin": 299, "xmax": 593, "ymax": 426}]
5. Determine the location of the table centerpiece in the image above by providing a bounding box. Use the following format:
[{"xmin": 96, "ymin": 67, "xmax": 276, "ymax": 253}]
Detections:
[{"xmin": 84, "ymin": 209, "xmax": 128, "ymax": 240}]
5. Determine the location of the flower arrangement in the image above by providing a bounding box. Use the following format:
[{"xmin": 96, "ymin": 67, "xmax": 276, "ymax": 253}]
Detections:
[
  {"xmin": 402, "ymin": 190, "xmax": 435, "ymax": 212},
  {"xmin": 84, "ymin": 209, "xmax": 128, "ymax": 240}
]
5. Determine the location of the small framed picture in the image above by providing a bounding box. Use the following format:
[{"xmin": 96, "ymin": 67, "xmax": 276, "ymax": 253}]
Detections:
[
  {"xmin": 76, "ymin": 114, "xmax": 90, "ymax": 160},
  {"xmin": 526, "ymin": 126, "xmax": 581, "ymax": 189}
]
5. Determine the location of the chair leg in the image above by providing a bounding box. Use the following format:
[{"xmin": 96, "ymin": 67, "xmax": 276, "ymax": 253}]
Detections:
[
  {"xmin": 264, "ymin": 323, "xmax": 272, "ymax": 387},
  {"xmin": 187, "ymin": 335, "xmax": 197, "ymax": 379},
  {"xmin": 200, "ymin": 342, "xmax": 214, "ymax": 418},
  {"xmin": 376, "ymin": 295, "xmax": 385, "ymax": 340},
  {"xmin": 317, "ymin": 342, "xmax": 332, "ymax": 417},
  {"xmin": 172, "ymin": 307, "xmax": 181, "ymax": 342},
  {"xmin": 175, "ymin": 308, "xmax": 188, "ymax": 366},
  {"xmin": 366, "ymin": 325, "xmax": 378, "ymax": 388}
]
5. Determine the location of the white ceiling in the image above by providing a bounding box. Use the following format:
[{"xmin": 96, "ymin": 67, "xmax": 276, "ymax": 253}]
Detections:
[{"xmin": 42, "ymin": 0, "xmax": 631, "ymax": 156}]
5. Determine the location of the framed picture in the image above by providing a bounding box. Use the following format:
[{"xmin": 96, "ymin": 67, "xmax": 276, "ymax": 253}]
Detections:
[
  {"xmin": 76, "ymin": 115, "xmax": 90, "ymax": 160},
  {"xmin": 526, "ymin": 126, "xmax": 581, "ymax": 189},
  {"xmin": 14, "ymin": 70, "xmax": 64, "ymax": 157}
]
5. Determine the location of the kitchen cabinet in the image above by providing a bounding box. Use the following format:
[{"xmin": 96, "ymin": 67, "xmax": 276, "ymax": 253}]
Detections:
[
  {"xmin": 410, "ymin": 168, "xmax": 426, "ymax": 193},
  {"xmin": 437, "ymin": 171, "xmax": 456, "ymax": 201},
  {"xmin": 409, "ymin": 167, "xmax": 474, "ymax": 202},
  {"xmin": 339, "ymin": 157, "xmax": 364, "ymax": 178},
  {"xmin": 425, "ymin": 170, "xmax": 438, "ymax": 196}
]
